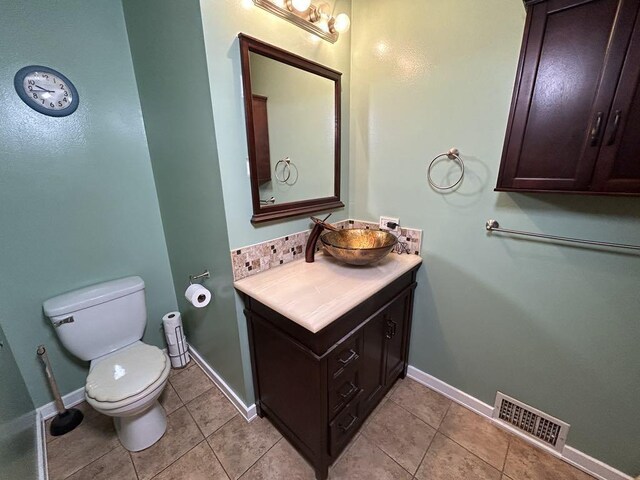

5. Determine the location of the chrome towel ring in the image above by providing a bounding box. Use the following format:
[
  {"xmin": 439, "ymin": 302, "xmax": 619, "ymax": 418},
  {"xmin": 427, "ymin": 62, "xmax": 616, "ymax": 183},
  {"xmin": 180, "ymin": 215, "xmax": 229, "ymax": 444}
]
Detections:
[
  {"xmin": 274, "ymin": 157, "xmax": 298, "ymax": 184},
  {"xmin": 427, "ymin": 147, "xmax": 465, "ymax": 190}
]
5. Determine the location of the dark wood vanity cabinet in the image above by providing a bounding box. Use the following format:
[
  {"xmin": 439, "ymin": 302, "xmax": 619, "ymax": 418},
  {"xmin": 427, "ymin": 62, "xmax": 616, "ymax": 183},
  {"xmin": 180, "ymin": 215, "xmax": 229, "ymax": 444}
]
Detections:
[
  {"xmin": 496, "ymin": 0, "xmax": 640, "ymax": 195},
  {"xmin": 240, "ymin": 267, "xmax": 419, "ymax": 480}
]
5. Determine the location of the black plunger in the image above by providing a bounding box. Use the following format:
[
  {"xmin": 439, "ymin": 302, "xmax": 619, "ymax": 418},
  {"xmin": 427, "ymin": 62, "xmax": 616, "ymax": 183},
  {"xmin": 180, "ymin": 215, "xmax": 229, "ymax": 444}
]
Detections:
[{"xmin": 37, "ymin": 345, "xmax": 83, "ymax": 435}]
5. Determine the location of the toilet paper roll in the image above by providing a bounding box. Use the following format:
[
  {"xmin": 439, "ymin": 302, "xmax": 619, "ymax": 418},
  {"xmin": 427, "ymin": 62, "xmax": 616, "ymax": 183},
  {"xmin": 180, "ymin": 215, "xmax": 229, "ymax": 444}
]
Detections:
[
  {"xmin": 162, "ymin": 311, "xmax": 184, "ymax": 346},
  {"xmin": 162, "ymin": 311, "xmax": 182, "ymax": 329},
  {"xmin": 185, "ymin": 284, "xmax": 212, "ymax": 308},
  {"xmin": 161, "ymin": 311, "xmax": 191, "ymax": 368}
]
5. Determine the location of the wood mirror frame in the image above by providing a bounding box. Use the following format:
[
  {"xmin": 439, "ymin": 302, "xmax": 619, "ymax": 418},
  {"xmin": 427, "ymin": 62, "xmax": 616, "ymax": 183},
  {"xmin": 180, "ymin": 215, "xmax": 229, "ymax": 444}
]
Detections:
[{"xmin": 239, "ymin": 34, "xmax": 344, "ymax": 224}]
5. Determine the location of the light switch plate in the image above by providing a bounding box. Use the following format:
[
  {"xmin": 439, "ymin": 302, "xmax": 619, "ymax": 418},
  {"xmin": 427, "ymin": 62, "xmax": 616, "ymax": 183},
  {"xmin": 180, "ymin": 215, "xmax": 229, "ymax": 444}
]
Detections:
[{"xmin": 379, "ymin": 216, "xmax": 400, "ymax": 233}]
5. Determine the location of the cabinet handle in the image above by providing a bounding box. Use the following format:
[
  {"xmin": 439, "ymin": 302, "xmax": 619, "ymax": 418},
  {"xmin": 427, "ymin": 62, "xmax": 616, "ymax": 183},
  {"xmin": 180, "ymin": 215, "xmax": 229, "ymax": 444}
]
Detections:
[
  {"xmin": 338, "ymin": 349, "xmax": 358, "ymax": 366},
  {"xmin": 340, "ymin": 382, "xmax": 358, "ymax": 399},
  {"xmin": 385, "ymin": 319, "xmax": 397, "ymax": 339},
  {"xmin": 606, "ymin": 110, "xmax": 622, "ymax": 146},
  {"xmin": 589, "ymin": 111, "xmax": 604, "ymax": 146},
  {"xmin": 339, "ymin": 413, "xmax": 358, "ymax": 432}
]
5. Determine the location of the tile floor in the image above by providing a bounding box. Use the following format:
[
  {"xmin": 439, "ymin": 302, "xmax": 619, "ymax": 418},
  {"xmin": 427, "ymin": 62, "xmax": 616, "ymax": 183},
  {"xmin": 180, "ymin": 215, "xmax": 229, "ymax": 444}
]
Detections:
[{"xmin": 46, "ymin": 362, "xmax": 595, "ymax": 480}]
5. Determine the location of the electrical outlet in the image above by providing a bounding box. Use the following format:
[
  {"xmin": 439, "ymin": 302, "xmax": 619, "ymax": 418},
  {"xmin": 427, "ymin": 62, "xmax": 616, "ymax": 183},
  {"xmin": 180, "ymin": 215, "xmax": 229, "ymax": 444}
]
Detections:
[{"xmin": 379, "ymin": 216, "xmax": 400, "ymax": 233}]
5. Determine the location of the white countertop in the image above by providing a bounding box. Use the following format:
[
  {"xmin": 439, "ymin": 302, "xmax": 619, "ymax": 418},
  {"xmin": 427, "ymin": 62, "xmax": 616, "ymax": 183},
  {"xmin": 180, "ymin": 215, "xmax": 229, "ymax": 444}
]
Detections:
[{"xmin": 234, "ymin": 253, "xmax": 422, "ymax": 333}]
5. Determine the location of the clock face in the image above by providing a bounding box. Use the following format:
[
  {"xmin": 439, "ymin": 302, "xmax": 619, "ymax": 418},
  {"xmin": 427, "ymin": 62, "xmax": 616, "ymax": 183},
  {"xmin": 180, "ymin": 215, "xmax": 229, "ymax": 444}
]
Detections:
[{"xmin": 14, "ymin": 66, "xmax": 79, "ymax": 117}]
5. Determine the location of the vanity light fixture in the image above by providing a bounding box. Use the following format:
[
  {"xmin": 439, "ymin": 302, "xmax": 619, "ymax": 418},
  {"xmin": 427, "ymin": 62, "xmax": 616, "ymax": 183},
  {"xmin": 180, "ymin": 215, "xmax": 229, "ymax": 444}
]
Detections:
[
  {"xmin": 289, "ymin": 0, "xmax": 311, "ymax": 11},
  {"xmin": 252, "ymin": 0, "xmax": 350, "ymax": 43}
]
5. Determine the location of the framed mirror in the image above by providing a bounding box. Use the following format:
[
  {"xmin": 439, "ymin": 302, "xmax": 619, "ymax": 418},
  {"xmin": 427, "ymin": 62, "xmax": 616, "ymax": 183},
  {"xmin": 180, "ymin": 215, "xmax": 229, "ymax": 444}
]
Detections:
[{"xmin": 239, "ymin": 34, "xmax": 344, "ymax": 224}]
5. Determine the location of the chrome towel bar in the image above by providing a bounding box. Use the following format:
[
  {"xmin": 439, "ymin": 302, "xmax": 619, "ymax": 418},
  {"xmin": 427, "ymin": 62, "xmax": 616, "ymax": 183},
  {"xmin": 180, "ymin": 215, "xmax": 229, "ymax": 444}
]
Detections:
[{"xmin": 486, "ymin": 219, "xmax": 640, "ymax": 252}]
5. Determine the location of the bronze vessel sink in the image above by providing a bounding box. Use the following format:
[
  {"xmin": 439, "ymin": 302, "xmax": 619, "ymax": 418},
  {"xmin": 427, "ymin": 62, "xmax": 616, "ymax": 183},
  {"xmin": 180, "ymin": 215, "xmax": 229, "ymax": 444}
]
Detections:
[{"xmin": 320, "ymin": 229, "xmax": 398, "ymax": 266}]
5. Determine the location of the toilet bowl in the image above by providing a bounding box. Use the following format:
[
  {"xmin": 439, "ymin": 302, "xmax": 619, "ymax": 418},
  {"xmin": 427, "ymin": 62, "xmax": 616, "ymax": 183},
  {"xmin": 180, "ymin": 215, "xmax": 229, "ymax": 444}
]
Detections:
[
  {"xmin": 43, "ymin": 276, "xmax": 171, "ymax": 452},
  {"xmin": 85, "ymin": 342, "xmax": 171, "ymax": 451}
]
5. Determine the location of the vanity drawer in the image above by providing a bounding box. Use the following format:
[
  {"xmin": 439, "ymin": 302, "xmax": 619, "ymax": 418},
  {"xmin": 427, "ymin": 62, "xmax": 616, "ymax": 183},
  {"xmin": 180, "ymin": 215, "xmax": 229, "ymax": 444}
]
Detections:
[
  {"xmin": 328, "ymin": 331, "xmax": 363, "ymax": 382},
  {"xmin": 328, "ymin": 368, "xmax": 361, "ymax": 419},
  {"xmin": 329, "ymin": 391, "xmax": 363, "ymax": 457}
]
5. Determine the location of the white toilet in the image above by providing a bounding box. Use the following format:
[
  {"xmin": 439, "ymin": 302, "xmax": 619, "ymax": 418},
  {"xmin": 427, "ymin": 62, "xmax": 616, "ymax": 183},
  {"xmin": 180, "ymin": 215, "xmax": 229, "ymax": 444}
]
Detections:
[{"xmin": 43, "ymin": 276, "xmax": 171, "ymax": 452}]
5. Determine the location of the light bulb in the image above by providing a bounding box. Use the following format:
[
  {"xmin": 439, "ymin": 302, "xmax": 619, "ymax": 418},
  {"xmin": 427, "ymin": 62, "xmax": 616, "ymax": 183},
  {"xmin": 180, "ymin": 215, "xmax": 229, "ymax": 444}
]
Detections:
[
  {"xmin": 291, "ymin": 0, "xmax": 311, "ymax": 11},
  {"xmin": 333, "ymin": 13, "xmax": 350, "ymax": 33}
]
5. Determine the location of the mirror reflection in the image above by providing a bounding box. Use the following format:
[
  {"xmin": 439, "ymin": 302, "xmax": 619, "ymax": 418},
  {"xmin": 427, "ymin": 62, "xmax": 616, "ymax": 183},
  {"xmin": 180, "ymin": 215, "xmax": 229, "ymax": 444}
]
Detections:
[
  {"xmin": 250, "ymin": 52, "xmax": 335, "ymax": 205},
  {"xmin": 239, "ymin": 34, "xmax": 343, "ymax": 224}
]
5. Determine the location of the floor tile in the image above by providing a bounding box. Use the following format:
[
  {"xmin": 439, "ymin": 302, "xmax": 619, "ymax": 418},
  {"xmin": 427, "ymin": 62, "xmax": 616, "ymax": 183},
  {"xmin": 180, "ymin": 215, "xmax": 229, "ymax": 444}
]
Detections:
[
  {"xmin": 439, "ymin": 403, "xmax": 510, "ymax": 470},
  {"xmin": 389, "ymin": 378, "xmax": 451, "ymax": 428},
  {"xmin": 169, "ymin": 364, "xmax": 190, "ymax": 378},
  {"xmin": 66, "ymin": 446, "xmax": 136, "ymax": 480},
  {"xmin": 386, "ymin": 377, "xmax": 402, "ymax": 397},
  {"xmin": 159, "ymin": 382, "xmax": 184, "ymax": 415},
  {"xmin": 130, "ymin": 406, "xmax": 204, "ymax": 480},
  {"xmin": 362, "ymin": 400, "xmax": 436, "ymax": 474},
  {"xmin": 330, "ymin": 434, "xmax": 412, "ymax": 480},
  {"xmin": 504, "ymin": 437, "xmax": 595, "ymax": 480},
  {"xmin": 415, "ymin": 433, "xmax": 501, "ymax": 480},
  {"xmin": 239, "ymin": 438, "xmax": 315, "ymax": 480},
  {"xmin": 363, "ymin": 395, "xmax": 389, "ymax": 428},
  {"xmin": 46, "ymin": 404, "xmax": 120, "ymax": 480},
  {"xmin": 170, "ymin": 364, "xmax": 214, "ymax": 404},
  {"xmin": 331, "ymin": 432, "xmax": 362, "ymax": 468},
  {"xmin": 186, "ymin": 386, "xmax": 238, "ymax": 437},
  {"xmin": 208, "ymin": 416, "xmax": 282, "ymax": 479},
  {"xmin": 152, "ymin": 441, "xmax": 229, "ymax": 480}
]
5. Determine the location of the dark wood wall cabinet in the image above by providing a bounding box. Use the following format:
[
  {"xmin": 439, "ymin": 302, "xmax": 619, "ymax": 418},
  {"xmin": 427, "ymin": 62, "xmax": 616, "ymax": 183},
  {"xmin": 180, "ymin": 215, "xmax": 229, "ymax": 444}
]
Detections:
[
  {"xmin": 497, "ymin": 0, "xmax": 640, "ymax": 195},
  {"xmin": 238, "ymin": 264, "xmax": 420, "ymax": 480},
  {"xmin": 251, "ymin": 95, "xmax": 272, "ymax": 185}
]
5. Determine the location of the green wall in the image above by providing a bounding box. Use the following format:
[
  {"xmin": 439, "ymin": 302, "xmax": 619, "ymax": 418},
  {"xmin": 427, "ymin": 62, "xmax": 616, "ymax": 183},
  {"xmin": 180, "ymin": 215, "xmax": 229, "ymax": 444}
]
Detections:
[
  {"xmin": 350, "ymin": 0, "xmax": 640, "ymax": 475},
  {"xmin": 0, "ymin": 326, "xmax": 37, "ymax": 480},
  {"xmin": 0, "ymin": 0, "xmax": 177, "ymax": 407},
  {"xmin": 123, "ymin": 0, "xmax": 249, "ymax": 402}
]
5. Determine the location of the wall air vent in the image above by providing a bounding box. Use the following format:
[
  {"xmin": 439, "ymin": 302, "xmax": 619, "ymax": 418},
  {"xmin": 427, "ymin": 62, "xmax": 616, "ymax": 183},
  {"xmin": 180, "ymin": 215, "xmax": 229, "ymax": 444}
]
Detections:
[{"xmin": 493, "ymin": 392, "xmax": 570, "ymax": 452}]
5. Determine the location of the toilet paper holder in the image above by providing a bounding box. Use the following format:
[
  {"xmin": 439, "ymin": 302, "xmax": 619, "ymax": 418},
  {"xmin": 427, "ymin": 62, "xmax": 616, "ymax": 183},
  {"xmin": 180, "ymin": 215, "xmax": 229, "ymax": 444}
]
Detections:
[{"xmin": 189, "ymin": 270, "xmax": 210, "ymax": 285}]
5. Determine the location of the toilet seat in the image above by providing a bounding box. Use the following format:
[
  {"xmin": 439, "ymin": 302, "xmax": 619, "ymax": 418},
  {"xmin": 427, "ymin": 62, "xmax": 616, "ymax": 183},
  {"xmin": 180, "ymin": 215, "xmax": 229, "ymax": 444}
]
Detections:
[{"xmin": 85, "ymin": 343, "xmax": 170, "ymax": 411}]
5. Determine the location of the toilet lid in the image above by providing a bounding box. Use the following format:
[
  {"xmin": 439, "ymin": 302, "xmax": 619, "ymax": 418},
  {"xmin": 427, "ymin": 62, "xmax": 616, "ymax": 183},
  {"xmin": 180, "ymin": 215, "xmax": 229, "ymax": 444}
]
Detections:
[{"xmin": 85, "ymin": 343, "xmax": 168, "ymax": 403}]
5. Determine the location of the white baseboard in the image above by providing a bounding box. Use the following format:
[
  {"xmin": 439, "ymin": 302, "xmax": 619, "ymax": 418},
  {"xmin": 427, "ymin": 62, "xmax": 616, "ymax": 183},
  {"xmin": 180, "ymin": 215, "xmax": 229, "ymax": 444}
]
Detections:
[
  {"xmin": 37, "ymin": 387, "xmax": 85, "ymax": 421},
  {"xmin": 562, "ymin": 446, "xmax": 634, "ymax": 480},
  {"xmin": 188, "ymin": 346, "xmax": 257, "ymax": 422},
  {"xmin": 36, "ymin": 410, "xmax": 48, "ymax": 480},
  {"xmin": 406, "ymin": 365, "xmax": 633, "ymax": 480},
  {"xmin": 406, "ymin": 366, "xmax": 494, "ymax": 417},
  {"xmin": 36, "ymin": 386, "xmax": 84, "ymax": 480}
]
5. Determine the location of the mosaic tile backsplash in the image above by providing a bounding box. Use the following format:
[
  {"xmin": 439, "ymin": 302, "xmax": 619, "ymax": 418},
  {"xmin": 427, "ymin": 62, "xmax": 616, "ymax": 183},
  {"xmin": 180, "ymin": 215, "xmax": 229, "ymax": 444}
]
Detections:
[{"xmin": 231, "ymin": 219, "xmax": 422, "ymax": 281}]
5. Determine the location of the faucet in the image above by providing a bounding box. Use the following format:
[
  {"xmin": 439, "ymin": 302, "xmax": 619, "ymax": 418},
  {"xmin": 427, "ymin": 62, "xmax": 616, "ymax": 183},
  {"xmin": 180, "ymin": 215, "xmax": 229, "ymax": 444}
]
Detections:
[{"xmin": 305, "ymin": 214, "xmax": 338, "ymax": 263}]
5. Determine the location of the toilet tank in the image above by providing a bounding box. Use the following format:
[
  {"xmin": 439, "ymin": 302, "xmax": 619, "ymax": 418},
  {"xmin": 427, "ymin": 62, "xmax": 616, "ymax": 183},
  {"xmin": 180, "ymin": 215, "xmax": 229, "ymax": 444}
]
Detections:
[{"xmin": 43, "ymin": 276, "xmax": 147, "ymax": 361}]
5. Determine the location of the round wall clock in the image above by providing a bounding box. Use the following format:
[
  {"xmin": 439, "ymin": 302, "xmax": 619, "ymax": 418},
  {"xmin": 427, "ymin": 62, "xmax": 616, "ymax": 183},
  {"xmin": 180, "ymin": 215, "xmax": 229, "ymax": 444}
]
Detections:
[{"xmin": 14, "ymin": 65, "xmax": 79, "ymax": 117}]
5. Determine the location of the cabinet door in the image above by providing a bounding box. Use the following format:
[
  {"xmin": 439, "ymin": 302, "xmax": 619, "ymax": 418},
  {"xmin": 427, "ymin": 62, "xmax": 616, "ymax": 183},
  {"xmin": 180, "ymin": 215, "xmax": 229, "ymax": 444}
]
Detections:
[
  {"xmin": 384, "ymin": 293, "xmax": 410, "ymax": 385},
  {"xmin": 360, "ymin": 312, "xmax": 386, "ymax": 412},
  {"xmin": 497, "ymin": 0, "xmax": 639, "ymax": 192},
  {"xmin": 591, "ymin": 16, "xmax": 640, "ymax": 193}
]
